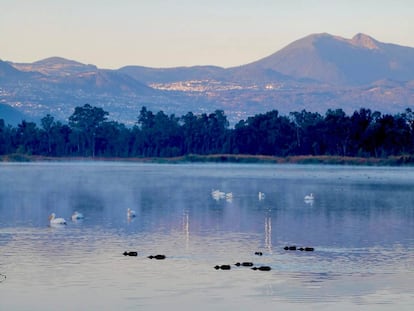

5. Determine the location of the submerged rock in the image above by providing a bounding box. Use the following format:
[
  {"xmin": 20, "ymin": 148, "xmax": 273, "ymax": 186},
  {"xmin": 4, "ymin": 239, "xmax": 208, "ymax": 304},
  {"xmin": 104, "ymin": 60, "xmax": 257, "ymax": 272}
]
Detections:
[
  {"xmin": 284, "ymin": 245, "xmax": 314, "ymax": 251},
  {"xmin": 148, "ymin": 254, "xmax": 166, "ymax": 260},
  {"xmin": 284, "ymin": 245, "xmax": 297, "ymax": 251},
  {"xmin": 123, "ymin": 251, "xmax": 138, "ymax": 256},
  {"xmin": 252, "ymin": 266, "xmax": 272, "ymax": 271},
  {"xmin": 235, "ymin": 262, "xmax": 254, "ymax": 267}
]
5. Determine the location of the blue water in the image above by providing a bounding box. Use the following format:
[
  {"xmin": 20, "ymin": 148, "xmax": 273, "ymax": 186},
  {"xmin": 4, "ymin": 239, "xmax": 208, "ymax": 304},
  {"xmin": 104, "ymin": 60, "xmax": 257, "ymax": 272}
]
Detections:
[{"xmin": 0, "ymin": 163, "xmax": 413, "ymax": 310}]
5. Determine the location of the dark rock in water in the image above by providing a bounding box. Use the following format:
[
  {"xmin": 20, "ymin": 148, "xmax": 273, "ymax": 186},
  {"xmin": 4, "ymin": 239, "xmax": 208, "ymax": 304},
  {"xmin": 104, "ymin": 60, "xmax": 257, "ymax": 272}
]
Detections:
[
  {"xmin": 214, "ymin": 265, "xmax": 231, "ymax": 270},
  {"xmin": 123, "ymin": 251, "xmax": 138, "ymax": 256},
  {"xmin": 254, "ymin": 252, "xmax": 263, "ymax": 256},
  {"xmin": 284, "ymin": 246, "xmax": 297, "ymax": 251},
  {"xmin": 148, "ymin": 254, "xmax": 166, "ymax": 260},
  {"xmin": 252, "ymin": 266, "xmax": 272, "ymax": 271},
  {"xmin": 235, "ymin": 262, "xmax": 254, "ymax": 267},
  {"xmin": 285, "ymin": 245, "xmax": 314, "ymax": 251}
]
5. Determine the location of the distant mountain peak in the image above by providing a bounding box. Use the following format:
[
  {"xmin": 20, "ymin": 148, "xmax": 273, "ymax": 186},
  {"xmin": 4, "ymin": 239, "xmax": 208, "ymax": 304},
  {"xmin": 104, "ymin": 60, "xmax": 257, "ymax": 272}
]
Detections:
[
  {"xmin": 33, "ymin": 56, "xmax": 85, "ymax": 66},
  {"xmin": 11, "ymin": 56, "xmax": 97, "ymax": 77},
  {"xmin": 350, "ymin": 33, "xmax": 379, "ymax": 50},
  {"xmin": 245, "ymin": 32, "xmax": 414, "ymax": 85}
]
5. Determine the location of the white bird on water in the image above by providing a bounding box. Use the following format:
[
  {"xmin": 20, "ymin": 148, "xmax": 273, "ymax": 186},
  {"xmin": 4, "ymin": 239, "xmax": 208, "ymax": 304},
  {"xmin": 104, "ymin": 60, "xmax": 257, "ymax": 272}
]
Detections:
[
  {"xmin": 258, "ymin": 192, "xmax": 265, "ymax": 200},
  {"xmin": 49, "ymin": 213, "xmax": 67, "ymax": 226},
  {"xmin": 71, "ymin": 211, "xmax": 84, "ymax": 221},
  {"xmin": 211, "ymin": 189, "xmax": 226, "ymax": 200},
  {"xmin": 127, "ymin": 208, "xmax": 136, "ymax": 218},
  {"xmin": 304, "ymin": 193, "xmax": 314, "ymax": 201}
]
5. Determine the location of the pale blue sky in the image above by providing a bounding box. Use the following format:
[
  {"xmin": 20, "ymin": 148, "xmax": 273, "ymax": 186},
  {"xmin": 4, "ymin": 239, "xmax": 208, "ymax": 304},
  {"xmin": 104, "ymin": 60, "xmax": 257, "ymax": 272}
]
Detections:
[{"xmin": 1, "ymin": 0, "xmax": 413, "ymax": 69}]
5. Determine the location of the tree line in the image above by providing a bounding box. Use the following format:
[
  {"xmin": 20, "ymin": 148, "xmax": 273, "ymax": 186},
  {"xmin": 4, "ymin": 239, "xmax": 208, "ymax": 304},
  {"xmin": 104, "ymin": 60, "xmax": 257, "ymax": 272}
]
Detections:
[{"xmin": 1, "ymin": 104, "xmax": 414, "ymax": 158}]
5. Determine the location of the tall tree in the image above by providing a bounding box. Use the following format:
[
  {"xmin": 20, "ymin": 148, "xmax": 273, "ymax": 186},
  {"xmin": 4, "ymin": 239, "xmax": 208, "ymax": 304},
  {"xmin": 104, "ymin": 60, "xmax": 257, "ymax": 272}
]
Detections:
[
  {"xmin": 16, "ymin": 120, "xmax": 39, "ymax": 154},
  {"xmin": 40, "ymin": 114, "xmax": 55, "ymax": 155},
  {"xmin": 137, "ymin": 108, "xmax": 183, "ymax": 156},
  {"xmin": 68, "ymin": 104, "xmax": 109, "ymax": 157},
  {"xmin": 349, "ymin": 108, "xmax": 379, "ymax": 156},
  {"xmin": 95, "ymin": 121, "xmax": 131, "ymax": 157},
  {"xmin": 290, "ymin": 110, "xmax": 324, "ymax": 155},
  {"xmin": 322, "ymin": 109, "xmax": 351, "ymax": 156},
  {"xmin": 0, "ymin": 119, "xmax": 13, "ymax": 155},
  {"xmin": 206, "ymin": 110, "xmax": 229, "ymax": 154},
  {"xmin": 233, "ymin": 110, "xmax": 296, "ymax": 156}
]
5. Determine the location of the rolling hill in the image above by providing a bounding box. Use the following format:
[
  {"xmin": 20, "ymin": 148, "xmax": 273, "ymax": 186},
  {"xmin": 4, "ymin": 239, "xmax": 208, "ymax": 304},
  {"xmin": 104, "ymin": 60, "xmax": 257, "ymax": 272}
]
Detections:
[
  {"xmin": 242, "ymin": 33, "xmax": 414, "ymax": 85},
  {"xmin": 0, "ymin": 103, "xmax": 27, "ymax": 126},
  {"xmin": 1, "ymin": 33, "xmax": 414, "ymax": 126}
]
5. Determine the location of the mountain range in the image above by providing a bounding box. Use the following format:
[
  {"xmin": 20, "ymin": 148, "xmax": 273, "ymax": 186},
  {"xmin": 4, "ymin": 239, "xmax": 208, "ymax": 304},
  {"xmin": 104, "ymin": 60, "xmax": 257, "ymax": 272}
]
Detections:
[{"xmin": 1, "ymin": 33, "xmax": 414, "ymax": 126}]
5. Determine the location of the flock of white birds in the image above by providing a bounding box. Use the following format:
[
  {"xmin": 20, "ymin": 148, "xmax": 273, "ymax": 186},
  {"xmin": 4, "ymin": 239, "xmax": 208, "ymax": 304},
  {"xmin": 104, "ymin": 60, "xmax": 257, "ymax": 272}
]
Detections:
[{"xmin": 49, "ymin": 191, "xmax": 314, "ymax": 226}]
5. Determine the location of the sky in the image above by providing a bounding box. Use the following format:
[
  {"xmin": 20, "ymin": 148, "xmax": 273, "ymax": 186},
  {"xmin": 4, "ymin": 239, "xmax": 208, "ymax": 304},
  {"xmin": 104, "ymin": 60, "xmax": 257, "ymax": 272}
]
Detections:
[{"xmin": 1, "ymin": 0, "xmax": 413, "ymax": 69}]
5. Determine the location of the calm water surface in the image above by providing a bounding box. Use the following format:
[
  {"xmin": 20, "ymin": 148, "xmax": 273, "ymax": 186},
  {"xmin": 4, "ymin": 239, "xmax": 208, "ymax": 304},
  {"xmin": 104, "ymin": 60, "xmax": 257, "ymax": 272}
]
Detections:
[{"xmin": 0, "ymin": 163, "xmax": 413, "ymax": 310}]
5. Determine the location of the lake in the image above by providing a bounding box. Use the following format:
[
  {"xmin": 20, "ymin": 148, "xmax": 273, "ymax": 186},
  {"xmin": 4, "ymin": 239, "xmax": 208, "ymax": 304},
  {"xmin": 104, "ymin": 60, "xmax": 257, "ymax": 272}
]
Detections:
[{"xmin": 0, "ymin": 162, "xmax": 413, "ymax": 310}]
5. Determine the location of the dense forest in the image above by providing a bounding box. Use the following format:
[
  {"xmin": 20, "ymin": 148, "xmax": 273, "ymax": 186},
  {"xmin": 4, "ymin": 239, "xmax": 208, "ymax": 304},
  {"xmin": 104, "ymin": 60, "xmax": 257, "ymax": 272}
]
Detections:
[{"xmin": 1, "ymin": 104, "xmax": 414, "ymax": 159}]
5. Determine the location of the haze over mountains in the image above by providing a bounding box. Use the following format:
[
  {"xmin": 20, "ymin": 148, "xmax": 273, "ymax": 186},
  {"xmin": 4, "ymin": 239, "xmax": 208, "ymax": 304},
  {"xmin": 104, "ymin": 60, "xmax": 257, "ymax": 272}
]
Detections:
[{"xmin": 1, "ymin": 33, "xmax": 414, "ymax": 126}]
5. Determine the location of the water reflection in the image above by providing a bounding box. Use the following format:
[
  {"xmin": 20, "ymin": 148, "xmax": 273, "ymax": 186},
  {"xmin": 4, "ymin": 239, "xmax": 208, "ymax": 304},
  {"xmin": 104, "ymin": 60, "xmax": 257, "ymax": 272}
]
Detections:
[
  {"xmin": 0, "ymin": 163, "xmax": 414, "ymax": 310},
  {"xmin": 264, "ymin": 217, "xmax": 272, "ymax": 252},
  {"xmin": 182, "ymin": 210, "xmax": 190, "ymax": 249}
]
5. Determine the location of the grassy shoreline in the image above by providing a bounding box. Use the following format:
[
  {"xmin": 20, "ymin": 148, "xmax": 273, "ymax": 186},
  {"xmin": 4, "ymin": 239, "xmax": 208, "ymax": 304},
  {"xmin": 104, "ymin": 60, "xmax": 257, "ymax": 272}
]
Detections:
[{"xmin": 2, "ymin": 153, "xmax": 414, "ymax": 166}]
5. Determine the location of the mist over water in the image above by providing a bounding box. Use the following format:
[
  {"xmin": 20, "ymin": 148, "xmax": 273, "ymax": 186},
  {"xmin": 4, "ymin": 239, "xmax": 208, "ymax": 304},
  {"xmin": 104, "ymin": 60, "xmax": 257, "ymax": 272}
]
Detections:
[{"xmin": 0, "ymin": 163, "xmax": 413, "ymax": 310}]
